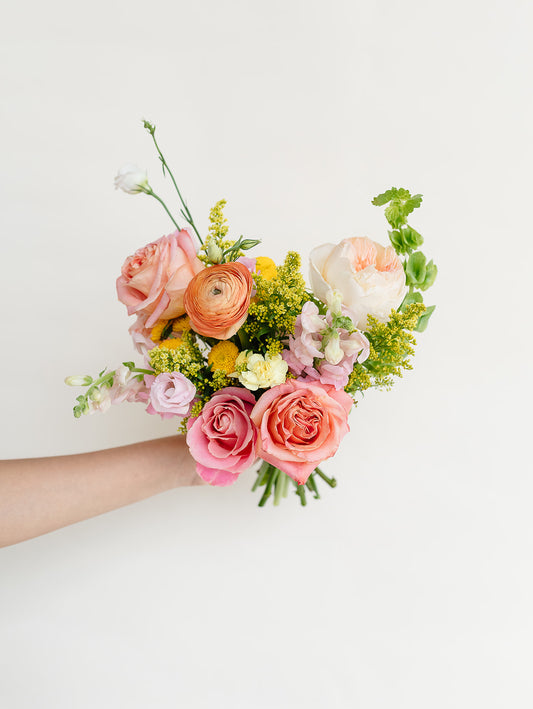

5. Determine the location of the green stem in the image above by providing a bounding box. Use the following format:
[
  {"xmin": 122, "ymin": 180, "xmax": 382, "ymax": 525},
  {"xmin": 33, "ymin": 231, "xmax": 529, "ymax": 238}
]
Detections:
[
  {"xmin": 306, "ymin": 474, "xmax": 320, "ymax": 499},
  {"xmin": 131, "ymin": 367, "xmax": 154, "ymax": 376},
  {"xmin": 315, "ymin": 467, "xmax": 337, "ymax": 488},
  {"xmin": 295, "ymin": 481, "xmax": 307, "ymax": 506},
  {"xmin": 252, "ymin": 461, "xmax": 270, "ymax": 492},
  {"xmin": 150, "ymin": 133, "xmax": 203, "ymax": 244},
  {"xmin": 258, "ymin": 466, "xmax": 278, "ymax": 507},
  {"xmin": 273, "ymin": 469, "xmax": 286, "ymax": 506},
  {"xmin": 146, "ymin": 189, "xmax": 181, "ymax": 231}
]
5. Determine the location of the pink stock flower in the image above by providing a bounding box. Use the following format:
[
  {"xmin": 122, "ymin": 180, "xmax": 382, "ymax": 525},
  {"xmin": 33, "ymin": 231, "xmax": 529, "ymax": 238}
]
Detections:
[
  {"xmin": 186, "ymin": 387, "xmax": 258, "ymax": 486},
  {"xmin": 110, "ymin": 365, "xmax": 150, "ymax": 405},
  {"xmin": 284, "ymin": 301, "xmax": 370, "ymax": 389},
  {"xmin": 117, "ymin": 228, "xmax": 204, "ymax": 328},
  {"xmin": 250, "ymin": 379, "xmax": 352, "ymax": 485},
  {"xmin": 145, "ymin": 372, "xmax": 196, "ymax": 419}
]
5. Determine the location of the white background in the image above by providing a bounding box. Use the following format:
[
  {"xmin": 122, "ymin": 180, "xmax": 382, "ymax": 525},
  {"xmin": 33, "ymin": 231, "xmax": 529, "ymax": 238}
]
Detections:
[{"xmin": 1, "ymin": 1, "xmax": 532, "ymax": 707}]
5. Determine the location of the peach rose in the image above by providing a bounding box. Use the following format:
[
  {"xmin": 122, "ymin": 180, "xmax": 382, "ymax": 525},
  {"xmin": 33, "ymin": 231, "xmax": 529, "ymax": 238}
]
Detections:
[
  {"xmin": 309, "ymin": 237, "xmax": 407, "ymax": 330},
  {"xmin": 250, "ymin": 379, "xmax": 352, "ymax": 485},
  {"xmin": 183, "ymin": 261, "xmax": 253, "ymax": 340},
  {"xmin": 116, "ymin": 228, "xmax": 204, "ymax": 328}
]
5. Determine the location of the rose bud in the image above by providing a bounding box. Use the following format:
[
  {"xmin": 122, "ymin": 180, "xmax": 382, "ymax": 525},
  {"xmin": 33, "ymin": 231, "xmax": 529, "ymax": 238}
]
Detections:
[{"xmin": 183, "ymin": 261, "xmax": 253, "ymax": 340}]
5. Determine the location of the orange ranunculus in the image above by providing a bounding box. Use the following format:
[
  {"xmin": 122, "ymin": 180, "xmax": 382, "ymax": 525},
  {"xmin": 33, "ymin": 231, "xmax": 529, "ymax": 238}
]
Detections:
[{"xmin": 183, "ymin": 261, "xmax": 253, "ymax": 340}]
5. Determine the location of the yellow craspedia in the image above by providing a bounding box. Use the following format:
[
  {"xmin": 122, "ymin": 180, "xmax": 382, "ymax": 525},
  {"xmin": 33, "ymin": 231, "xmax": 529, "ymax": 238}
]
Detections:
[
  {"xmin": 208, "ymin": 341, "xmax": 240, "ymax": 374},
  {"xmin": 255, "ymin": 256, "xmax": 277, "ymax": 281},
  {"xmin": 150, "ymin": 319, "xmax": 169, "ymax": 342},
  {"xmin": 160, "ymin": 337, "xmax": 183, "ymax": 351}
]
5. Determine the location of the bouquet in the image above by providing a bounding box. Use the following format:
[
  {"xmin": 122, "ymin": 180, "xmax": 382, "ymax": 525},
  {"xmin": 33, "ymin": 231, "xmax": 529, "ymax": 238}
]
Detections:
[{"xmin": 66, "ymin": 121, "xmax": 437, "ymax": 506}]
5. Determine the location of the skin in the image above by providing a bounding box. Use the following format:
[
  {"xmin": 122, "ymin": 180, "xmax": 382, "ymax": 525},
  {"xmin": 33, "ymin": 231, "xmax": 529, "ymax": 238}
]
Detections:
[{"xmin": 0, "ymin": 436, "xmax": 201, "ymax": 548}]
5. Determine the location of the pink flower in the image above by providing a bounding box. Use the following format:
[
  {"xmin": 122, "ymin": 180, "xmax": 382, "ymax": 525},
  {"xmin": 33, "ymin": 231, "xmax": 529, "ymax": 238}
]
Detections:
[
  {"xmin": 129, "ymin": 313, "xmax": 156, "ymax": 356},
  {"xmin": 186, "ymin": 387, "xmax": 258, "ymax": 486},
  {"xmin": 110, "ymin": 365, "xmax": 150, "ymax": 405},
  {"xmin": 117, "ymin": 228, "xmax": 204, "ymax": 328},
  {"xmin": 250, "ymin": 379, "xmax": 352, "ymax": 485},
  {"xmin": 145, "ymin": 372, "xmax": 196, "ymax": 419},
  {"xmin": 283, "ymin": 300, "xmax": 370, "ymax": 390}
]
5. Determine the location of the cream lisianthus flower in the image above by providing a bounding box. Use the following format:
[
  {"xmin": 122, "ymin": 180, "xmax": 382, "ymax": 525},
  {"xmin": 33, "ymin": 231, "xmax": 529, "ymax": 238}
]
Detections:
[
  {"xmin": 232, "ymin": 351, "xmax": 288, "ymax": 391},
  {"xmin": 114, "ymin": 164, "xmax": 150, "ymax": 194},
  {"xmin": 309, "ymin": 237, "xmax": 406, "ymax": 331}
]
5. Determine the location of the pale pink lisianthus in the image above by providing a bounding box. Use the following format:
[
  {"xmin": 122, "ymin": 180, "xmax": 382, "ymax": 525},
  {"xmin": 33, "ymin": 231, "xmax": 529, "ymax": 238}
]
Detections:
[
  {"xmin": 186, "ymin": 387, "xmax": 258, "ymax": 486},
  {"xmin": 145, "ymin": 372, "xmax": 196, "ymax": 419},
  {"xmin": 250, "ymin": 379, "xmax": 352, "ymax": 485},
  {"xmin": 310, "ymin": 237, "xmax": 407, "ymax": 330},
  {"xmin": 117, "ymin": 228, "xmax": 204, "ymax": 328}
]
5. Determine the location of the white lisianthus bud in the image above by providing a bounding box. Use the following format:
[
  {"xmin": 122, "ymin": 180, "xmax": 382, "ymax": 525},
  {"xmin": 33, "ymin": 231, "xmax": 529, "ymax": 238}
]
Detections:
[
  {"xmin": 114, "ymin": 164, "xmax": 150, "ymax": 194},
  {"xmin": 206, "ymin": 240, "xmax": 223, "ymax": 264},
  {"xmin": 323, "ymin": 331, "xmax": 343, "ymax": 365},
  {"xmin": 64, "ymin": 375, "xmax": 92, "ymax": 386}
]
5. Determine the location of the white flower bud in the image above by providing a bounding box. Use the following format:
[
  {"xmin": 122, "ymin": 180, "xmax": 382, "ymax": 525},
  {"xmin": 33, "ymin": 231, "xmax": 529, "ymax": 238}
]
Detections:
[
  {"xmin": 326, "ymin": 289, "xmax": 343, "ymax": 317},
  {"xmin": 206, "ymin": 241, "xmax": 223, "ymax": 264},
  {"xmin": 324, "ymin": 331, "xmax": 343, "ymax": 365},
  {"xmin": 64, "ymin": 375, "xmax": 92, "ymax": 386},
  {"xmin": 114, "ymin": 164, "xmax": 150, "ymax": 194}
]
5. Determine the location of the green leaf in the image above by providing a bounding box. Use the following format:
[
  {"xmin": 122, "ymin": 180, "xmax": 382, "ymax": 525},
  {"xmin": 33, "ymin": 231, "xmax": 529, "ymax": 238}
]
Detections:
[
  {"xmin": 406, "ymin": 251, "xmax": 427, "ymax": 286},
  {"xmin": 402, "ymin": 194, "xmax": 423, "ymax": 215},
  {"xmin": 419, "ymin": 260, "xmax": 438, "ymax": 291},
  {"xmin": 400, "ymin": 290, "xmax": 423, "ymax": 311},
  {"xmin": 402, "ymin": 225, "xmax": 424, "ymax": 250},
  {"xmin": 122, "ymin": 361, "xmax": 135, "ymax": 371},
  {"xmin": 396, "ymin": 188, "xmax": 411, "ymax": 200},
  {"xmin": 333, "ymin": 315, "xmax": 355, "ymax": 331},
  {"xmin": 372, "ymin": 188, "xmax": 398, "ymax": 206},
  {"xmin": 388, "ymin": 229, "xmax": 405, "ymax": 252},
  {"xmin": 415, "ymin": 305, "xmax": 435, "ymax": 332},
  {"xmin": 384, "ymin": 202, "xmax": 406, "ymax": 229}
]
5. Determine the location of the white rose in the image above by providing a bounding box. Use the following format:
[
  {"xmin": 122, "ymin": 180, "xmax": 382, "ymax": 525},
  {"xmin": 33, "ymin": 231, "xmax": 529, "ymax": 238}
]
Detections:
[
  {"xmin": 114, "ymin": 164, "xmax": 150, "ymax": 194},
  {"xmin": 309, "ymin": 237, "xmax": 407, "ymax": 331}
]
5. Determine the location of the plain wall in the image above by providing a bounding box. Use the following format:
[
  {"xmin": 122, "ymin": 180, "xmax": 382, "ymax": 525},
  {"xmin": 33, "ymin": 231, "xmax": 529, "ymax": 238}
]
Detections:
[{"xmin": 1, "ymin": 1, "xmax": 532, "ymax": 707}]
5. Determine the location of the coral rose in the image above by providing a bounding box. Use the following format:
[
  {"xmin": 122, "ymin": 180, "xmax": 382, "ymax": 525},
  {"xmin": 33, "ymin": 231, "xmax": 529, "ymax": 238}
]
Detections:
[
  {"xmin": 117, "ymin": 228, "xmax": 203, "ymax": 328},
  {"xmin": 251, "ymin": 379, "xmax": 352, "ymax": 485},
  {"xmin": 186, "ymin": 387, "xmax": 258, "ymax": 486},
  {"xmin": 183, "ymin": 262, "xmax": 253, "ymax": 340},
  {"xmin": 309, "ymin": 237, "xmax": 407, "ymax": 331}
]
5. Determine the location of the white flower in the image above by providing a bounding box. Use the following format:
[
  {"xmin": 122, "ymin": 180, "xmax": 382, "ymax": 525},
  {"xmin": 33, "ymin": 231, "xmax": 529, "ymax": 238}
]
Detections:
[
  {"xmin": 323, "ymin": 332, "xmax": 344, "ymax": 365},
  {"xmin": 64, "ymin": 375, "xmax": 92, "ymax": 386},
  {"xmin": 232, "ymin": 351, "xmax": 288, "ymax": 391},
  {"xmin": 310, "ymin": 237, "xmax": 407, "ymax": 331},
  {"xmin": 114, "ymin": 164, "xmax": 150, "ymax": 194}
]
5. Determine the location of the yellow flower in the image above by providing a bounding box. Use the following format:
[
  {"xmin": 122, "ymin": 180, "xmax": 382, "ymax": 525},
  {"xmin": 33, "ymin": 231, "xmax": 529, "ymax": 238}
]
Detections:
[
  {"xmin": 172, "ymin": 315, "xmax": 191, "ymax": 334},
  {"xmin": 208, "ymin": 341, "xmax": 240, "ymax": 374},
  {"xmin": 150, "ymin": 319, "xmax": 169, "ymax": 343},
  {"xmin": 255, "ymin": 256, "xmax": 277, "ymax": 281},
  {"xmin": 160, "ymin": 338, "xmax": 183, "ymax": 351}
]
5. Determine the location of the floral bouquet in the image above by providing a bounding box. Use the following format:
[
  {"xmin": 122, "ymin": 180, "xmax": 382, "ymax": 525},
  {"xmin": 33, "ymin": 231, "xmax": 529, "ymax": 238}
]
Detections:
[{"xmin": 66, "ymin": 121, "xmax": 437, "ymax": 506}]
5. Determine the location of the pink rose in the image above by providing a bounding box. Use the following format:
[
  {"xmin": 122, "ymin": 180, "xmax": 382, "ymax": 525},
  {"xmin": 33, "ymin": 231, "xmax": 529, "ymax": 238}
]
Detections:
[
  {"xmin": 117, "ymin": 228, "xmax": 204, "ymax": 328},
  {"xmin": 250, "ymin": 379, "xmax": 352, "ymax": 485},
  {"xmin": 186, "ymin": 387, "xmax": 258, "ymax": 486},
  {"xmin": 145, "ymin": 372, "xmax": 196, "ymax": 419}
]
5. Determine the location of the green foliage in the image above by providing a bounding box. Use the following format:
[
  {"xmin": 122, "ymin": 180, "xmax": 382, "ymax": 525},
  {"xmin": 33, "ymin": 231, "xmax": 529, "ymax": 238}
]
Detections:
[
  {"xmin": 373, "ymin": 186, "xmax": 437, "ymax": 332},
  {"xmin": 345, "ymin": 303, "xmax": 425, "ymax": 393}
]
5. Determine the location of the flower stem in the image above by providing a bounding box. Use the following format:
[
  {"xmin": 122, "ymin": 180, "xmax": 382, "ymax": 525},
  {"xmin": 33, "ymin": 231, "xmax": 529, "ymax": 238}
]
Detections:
[
  {"xmin": 258, "ymin": 466, "xmax": 278, "ymax": 507},
  {"xmin": 149, "ymin": 132, "xmax": 203, "ymax": 244},
  {"xmin": 145, "ymin": 189, "xmax": 181, "ymax": 231},
  {"xmin": 315, "ymin": 467, "xmax": 337, "ymax": 488},
  {"xmin": 294, "ymin": 480, "xmax": 307, "ymax": 506},
  {"xmin": 306, "ymin": 474, "xmax": 320, "ymax": 499}
]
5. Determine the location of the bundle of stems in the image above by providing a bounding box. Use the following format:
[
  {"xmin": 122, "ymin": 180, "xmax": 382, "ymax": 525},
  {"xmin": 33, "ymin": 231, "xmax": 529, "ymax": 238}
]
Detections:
[{"xmin": 252, "ymin": 461, "xmax": 337, "ymax": 507}]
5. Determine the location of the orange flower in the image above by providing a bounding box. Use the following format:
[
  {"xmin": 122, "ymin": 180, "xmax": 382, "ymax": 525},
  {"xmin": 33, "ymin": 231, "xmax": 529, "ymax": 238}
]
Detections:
[{"xmin": 183, "ymin": 262, "xmax": 253, "ymax": 339}]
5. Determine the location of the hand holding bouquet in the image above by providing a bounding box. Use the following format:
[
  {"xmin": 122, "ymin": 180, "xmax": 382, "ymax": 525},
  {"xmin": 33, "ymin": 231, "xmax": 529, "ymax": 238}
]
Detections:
[{"xmin": 67, "ymin": 121, "xmax": 437, "ymax": 506}]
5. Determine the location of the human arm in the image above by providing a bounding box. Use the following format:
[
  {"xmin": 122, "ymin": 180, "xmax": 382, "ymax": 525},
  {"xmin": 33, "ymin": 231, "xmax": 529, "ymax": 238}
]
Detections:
[{"xmin": 0, "ymin": 436, "xmax": 201, "ymax": 548}]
